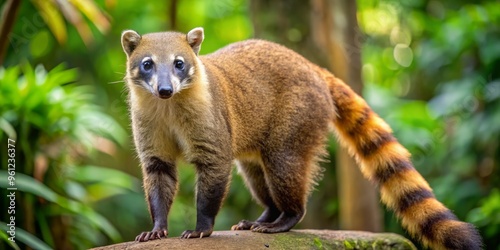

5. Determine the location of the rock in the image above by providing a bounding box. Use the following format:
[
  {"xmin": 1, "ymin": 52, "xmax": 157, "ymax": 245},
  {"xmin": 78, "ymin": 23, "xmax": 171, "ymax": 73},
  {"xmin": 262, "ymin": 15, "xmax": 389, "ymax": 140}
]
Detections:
[{"xmin": 90, "ymin": 230, "xmax": 416, "ymax": 250}]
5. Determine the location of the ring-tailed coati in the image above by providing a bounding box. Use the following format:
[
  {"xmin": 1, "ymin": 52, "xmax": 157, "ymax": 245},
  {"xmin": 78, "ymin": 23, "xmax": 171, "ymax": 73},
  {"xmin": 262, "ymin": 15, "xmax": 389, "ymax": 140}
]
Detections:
[{"xmin": 121, "ymin": 27, "xmax": 482, "ymax": 249}]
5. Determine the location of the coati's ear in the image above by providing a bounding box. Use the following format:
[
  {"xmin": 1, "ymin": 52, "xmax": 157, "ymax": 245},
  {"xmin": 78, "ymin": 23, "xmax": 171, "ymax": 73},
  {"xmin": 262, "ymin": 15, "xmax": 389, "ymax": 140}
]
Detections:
[
  {"xmin": 121, "ymin": 30, "xmax": 141, "ymax": 57},
  {"xmin": 187, "ymin": 27, "xmax": 204, "ymax": 55}
]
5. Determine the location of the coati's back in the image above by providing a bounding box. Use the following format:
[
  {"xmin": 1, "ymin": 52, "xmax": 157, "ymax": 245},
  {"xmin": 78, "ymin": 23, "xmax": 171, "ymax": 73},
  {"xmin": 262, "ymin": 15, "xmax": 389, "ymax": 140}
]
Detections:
[
  {"xmin": 199, "ymin": 40, "xmax": 334, "ymax": 155},
  {"xmin": 122, "ymin": 28, "xmax": 482, "ymax": 249}
]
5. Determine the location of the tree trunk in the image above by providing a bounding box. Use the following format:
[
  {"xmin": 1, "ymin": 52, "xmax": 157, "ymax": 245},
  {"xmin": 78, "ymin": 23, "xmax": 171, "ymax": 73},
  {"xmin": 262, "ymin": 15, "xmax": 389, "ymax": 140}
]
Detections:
[
  {"xmin": 0, "ymin": 0, "xmax": 21, "ymax": 64},
  {"xmin": 169, "ymin": 0, "xmax": 177, "ymax": 30},
  {"xmin": 310, "ymin": 0, "xmax": 382, "ymax": 231}
]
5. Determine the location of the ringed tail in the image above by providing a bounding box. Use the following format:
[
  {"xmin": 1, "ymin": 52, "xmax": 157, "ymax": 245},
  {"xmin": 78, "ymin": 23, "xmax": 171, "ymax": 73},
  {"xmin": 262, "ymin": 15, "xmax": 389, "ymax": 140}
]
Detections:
[{"xmin": 321, "ymin": 70, "xmax": 482, "ymax": 250}]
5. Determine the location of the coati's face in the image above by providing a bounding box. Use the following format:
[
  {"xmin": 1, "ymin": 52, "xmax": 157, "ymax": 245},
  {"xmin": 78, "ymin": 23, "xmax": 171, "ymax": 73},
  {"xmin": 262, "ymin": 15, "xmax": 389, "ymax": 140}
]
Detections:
[{"xmin": 121, "ymin": 28, "xmax": 204, "ymax": 99}]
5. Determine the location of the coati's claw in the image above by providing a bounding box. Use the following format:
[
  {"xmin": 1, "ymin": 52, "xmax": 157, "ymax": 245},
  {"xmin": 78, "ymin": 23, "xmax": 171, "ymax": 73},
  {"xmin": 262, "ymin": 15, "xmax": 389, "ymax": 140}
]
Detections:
[
  {"xmin": 251, "ymin": 224, "xmax": 275, "ymax": 233},
  {"xmin": 180, "ymin": 229, "xmax": 212, "ymax": 239},
  {"xmin": 231, "ymin": 220, "xmax": 257, "ymax": 230},
  {"xmin": 252, "ymin": 226, "xmax": 271, "ymax": 233},
  {"xmin": 251, "ymin": 222, "xmax": 292, "ymax": 234},
  {"xmin": 135, "ymin": 229, "xmax": 168, "ymax": 242}
]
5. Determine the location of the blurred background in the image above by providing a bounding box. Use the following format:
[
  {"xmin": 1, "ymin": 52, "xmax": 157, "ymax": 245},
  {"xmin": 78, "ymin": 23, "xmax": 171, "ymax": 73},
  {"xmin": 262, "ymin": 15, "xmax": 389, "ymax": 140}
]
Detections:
[{"xmin": 0, "ymin": 0, "xmax": 499, "ymax": 249}]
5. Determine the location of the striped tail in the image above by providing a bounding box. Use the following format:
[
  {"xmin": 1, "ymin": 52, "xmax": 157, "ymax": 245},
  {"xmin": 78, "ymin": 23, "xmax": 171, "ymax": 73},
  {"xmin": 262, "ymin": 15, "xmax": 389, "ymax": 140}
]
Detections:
[{"xmin": 323, "ymin": 71, "xmax": 482, "ymax": 250}]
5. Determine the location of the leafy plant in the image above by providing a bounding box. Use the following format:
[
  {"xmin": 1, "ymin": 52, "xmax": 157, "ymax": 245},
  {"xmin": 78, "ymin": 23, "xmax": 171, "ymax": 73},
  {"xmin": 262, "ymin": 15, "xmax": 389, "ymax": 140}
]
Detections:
[
  {"xmin": 0, "ymin": 64, "xmax": 134, "ymax": 249},
  {"xmin": 22, "ymin": 0, "xmax": 109, "ymax": 46}
]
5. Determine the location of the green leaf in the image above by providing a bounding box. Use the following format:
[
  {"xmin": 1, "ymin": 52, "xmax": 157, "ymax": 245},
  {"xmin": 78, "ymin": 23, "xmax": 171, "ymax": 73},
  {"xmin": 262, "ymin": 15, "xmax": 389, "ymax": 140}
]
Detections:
[
  {"xmin": 51, "ymin": 0, "xmax": 94, "ymax": 46},
  {"xmin": 0, "ymin": 229, "xmax": 20, "ymax": 250},
  {"xmin": 0, "ymin": 66, "xmax": 21, "ymax": 109},
  {"xmin": 0, "ymin": 117, "xmax": 17, "ymax": 140},
  {"xmin": 68, "ymin": 0, "xmax": 110, "ymax": 34},
  {"xmin": 0, "ymin": 222, "xmax": 51, "ymax": 250},
  {"xmin": 31, "ymin": 0, "xmax": 68, "ymax": 44},
  {"xmin": 73, "ymin": 108, "xmax": 128, "ymax": 147},
  {"xmin": 43, "ymin": 66, "xmax": 78, "ymax": 90},
  {"xmin": 0, "ymin": 171, "xmax": 122, "ymax": 242},
  {"xmin": 69, "ymin": 165, "xmax": 140, "ymax": 192}
]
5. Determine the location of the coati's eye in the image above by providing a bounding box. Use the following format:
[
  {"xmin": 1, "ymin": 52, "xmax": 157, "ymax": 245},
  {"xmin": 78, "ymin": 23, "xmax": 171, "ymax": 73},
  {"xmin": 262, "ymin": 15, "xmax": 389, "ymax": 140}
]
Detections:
[
  {"xmin": 174, "ymin": 59, "xmax": 185, "ymax": 70},
  {"xmin": 142, "ymin": 60, "xmax": 154, "ymax": 72}
]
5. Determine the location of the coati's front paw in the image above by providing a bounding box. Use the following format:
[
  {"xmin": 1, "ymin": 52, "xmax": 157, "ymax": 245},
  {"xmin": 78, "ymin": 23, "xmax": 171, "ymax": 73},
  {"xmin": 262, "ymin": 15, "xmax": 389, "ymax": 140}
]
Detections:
[
  {"xmin": 135, "ymin": 228, "xmax": 168, "ymax": 242},
  {"xmin": 231, "ymin": 220, "xmax": 257, "ymax": 230},
  {"xmin": 180, "ymin": 229, "xmax": 212, "ymax": 239}
]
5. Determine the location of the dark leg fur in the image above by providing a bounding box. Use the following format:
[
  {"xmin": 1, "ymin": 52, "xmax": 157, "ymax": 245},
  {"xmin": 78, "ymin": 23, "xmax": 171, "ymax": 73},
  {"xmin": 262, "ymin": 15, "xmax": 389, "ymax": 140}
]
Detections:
[
  {"xmin": 136, "ymin": 157, "xmax": 177, "ymax": 242},
  {"xmin": 180, "ymin": 160, "xmax": 232, "ymax": 239},
  {"xmin": 251, "ymin": 212, "xmax": 304, "ymax": 233}
]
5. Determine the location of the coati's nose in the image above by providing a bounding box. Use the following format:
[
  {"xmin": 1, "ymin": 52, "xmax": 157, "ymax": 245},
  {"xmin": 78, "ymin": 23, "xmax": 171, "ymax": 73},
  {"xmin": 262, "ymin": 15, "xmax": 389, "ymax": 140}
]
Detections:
[{"xmin": 158, "ymin": 85, "xmax": 173, "ymax": 99}]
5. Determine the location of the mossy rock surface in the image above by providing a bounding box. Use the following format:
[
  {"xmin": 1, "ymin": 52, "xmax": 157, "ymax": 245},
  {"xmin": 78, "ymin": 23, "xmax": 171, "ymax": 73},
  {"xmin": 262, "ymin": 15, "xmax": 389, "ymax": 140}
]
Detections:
[{"xmin": 91, "ymin": 230, "xmax": 416, "ymax": 250}]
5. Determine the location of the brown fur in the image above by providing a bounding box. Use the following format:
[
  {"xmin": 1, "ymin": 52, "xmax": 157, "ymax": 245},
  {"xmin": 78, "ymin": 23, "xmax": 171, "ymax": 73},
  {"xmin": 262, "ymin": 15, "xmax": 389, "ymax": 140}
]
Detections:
[{"xmin": 121, "ymin": 28, "xmax": 482, "ymax": 249}]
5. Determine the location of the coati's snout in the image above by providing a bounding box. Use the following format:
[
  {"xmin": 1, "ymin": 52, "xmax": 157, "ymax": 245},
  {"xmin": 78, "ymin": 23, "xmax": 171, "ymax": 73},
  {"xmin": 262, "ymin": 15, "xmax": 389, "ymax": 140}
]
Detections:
[
  {"xmin": 158, "ymin": 83, "xmax": 173, "ymax": 99},
  {"xmin": 156, "ymin": 64, "xmax": 174, "ymax": 99},
  {"xmin": 121, "ymin": 27, "xmax": 205, "ymax": 99}
]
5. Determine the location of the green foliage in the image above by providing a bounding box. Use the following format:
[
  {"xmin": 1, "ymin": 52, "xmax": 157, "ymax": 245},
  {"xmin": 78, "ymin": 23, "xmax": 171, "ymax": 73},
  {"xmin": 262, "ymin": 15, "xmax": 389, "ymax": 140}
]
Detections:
[
  {"xmin": 0, "ymin": 64, "xmax": 135, "ymax": 249},
  {"xmin": 468, "ymin": 189, "xmax": 500, "ymax": 240},
  {"xmin": 30, "ymin": 0, "xmax": 110, "ymax": 45},
  {"xmin": 0, "ymin": 64, "xmax": 126, "ymax": 147},
  {"xmin": 0, "ymin": 228, "xmax": 20, "ymax": 250},
  {"xmin": 176, "ymin": 0, "xmax": 252, "ymax": 53},
  {"xmin": 0, "ymin": 222, "xmax": 51, "ymax": 250},
  {"xmin": 0, "ymin": 171, "xmax": 121, "ymax": 241},
  {"xmin": 359, "ymin": 0, "xmax": 500, "ymax": 247}
]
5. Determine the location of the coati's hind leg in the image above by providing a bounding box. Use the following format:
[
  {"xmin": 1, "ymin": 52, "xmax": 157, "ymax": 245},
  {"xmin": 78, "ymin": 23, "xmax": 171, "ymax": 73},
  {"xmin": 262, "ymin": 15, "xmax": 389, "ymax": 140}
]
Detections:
[
  {"xmin": 249, "ymin": 151, "xmax": 318, "ymax": 233},
  {"xmin": 231, "ymin": 160, "xmax": 281, "ymax": 230},
  {"xmin": 245, "ymin": 91, "xmax": 330, "ymax": 233}
]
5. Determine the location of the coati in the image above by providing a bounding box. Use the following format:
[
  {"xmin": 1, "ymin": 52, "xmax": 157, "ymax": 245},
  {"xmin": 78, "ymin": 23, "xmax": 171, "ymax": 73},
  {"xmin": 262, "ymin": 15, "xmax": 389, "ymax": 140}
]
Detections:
[{"xmin": 121, "ymin": 27, "xmax": 482, "ymax": 249}]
